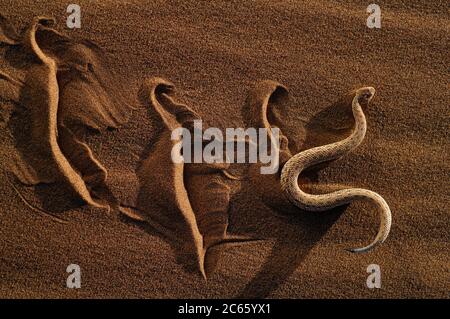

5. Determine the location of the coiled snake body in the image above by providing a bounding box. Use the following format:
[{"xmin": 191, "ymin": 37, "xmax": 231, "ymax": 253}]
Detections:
[{"xmin": 280, "ymin": 87, "xmax": 391, "ymax": 253}]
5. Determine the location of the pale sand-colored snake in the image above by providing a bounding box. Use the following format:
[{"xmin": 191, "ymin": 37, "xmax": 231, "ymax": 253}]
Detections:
[{"xmin": 280, "ymin": 87, "xmax": 391, "ymax": 253}]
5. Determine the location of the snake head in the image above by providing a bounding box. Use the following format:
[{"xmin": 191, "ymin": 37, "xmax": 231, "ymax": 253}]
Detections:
[{"xmin": 355, "ymin": 87, "xmax": 375, "ymax": 105}]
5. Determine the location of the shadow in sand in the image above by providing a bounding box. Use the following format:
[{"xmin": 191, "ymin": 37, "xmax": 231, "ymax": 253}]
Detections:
[
  {"xmin": 230, "ymin": 170, "xmax": 346, "ymax": 298},
  {"xmin": 234, "ymin": 84, "xmax": 359, "ymax": 298},
  {"xmin": 240, "ymin": 209, "xmax": 345, "ymax": 298},
  {"xmin": 300, "ymin": 91, "xmax": 357, "ymax": 181},
  {"xmin": 8, "ymin": 69, "xmax": 115, "ymax": 214},
  {"xmin": 2, "ymin": 18, "xmax": 134, "ymax": 215},
  {"xmin": 126, "ymin": 80, "xmax": 208, "ymax": 278},
  {"xmin": 5, "ymin": 66, "xmax": 88, "ymax": 213}
]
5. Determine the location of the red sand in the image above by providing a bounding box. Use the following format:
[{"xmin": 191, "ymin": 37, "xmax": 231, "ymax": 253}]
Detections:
[{"xmin": 0, "ymin": 0, "xmax": 448, "ymax": 298}]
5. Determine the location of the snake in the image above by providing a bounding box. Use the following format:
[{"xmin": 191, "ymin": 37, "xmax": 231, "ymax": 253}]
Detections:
[{"xmin": 280, "ymin": 87, "xmax": 391, "ymax": 253}]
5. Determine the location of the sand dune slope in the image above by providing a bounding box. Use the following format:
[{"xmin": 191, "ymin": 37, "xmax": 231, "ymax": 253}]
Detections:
[{"xmin": 0, "ymin": 0, "xmax": 448, "ymax": 298}]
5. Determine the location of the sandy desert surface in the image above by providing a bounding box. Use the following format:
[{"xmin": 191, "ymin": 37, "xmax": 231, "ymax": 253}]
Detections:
[{"xmin": 0, "ymin": 0, "xmax": 448, "ymax": 298}]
